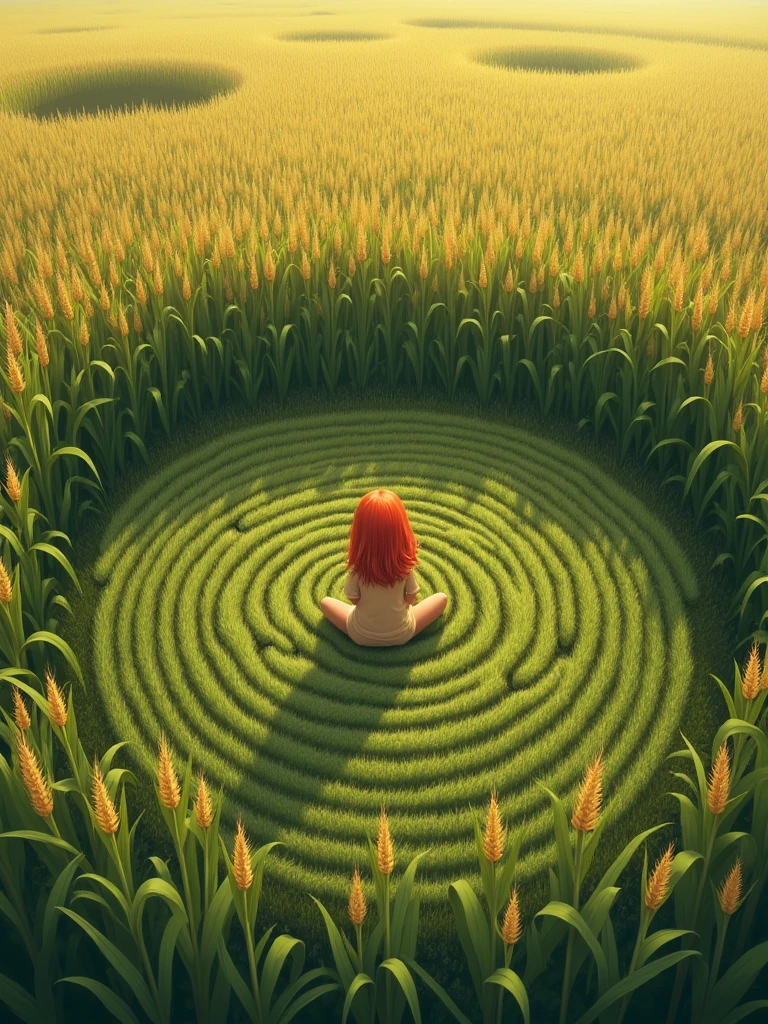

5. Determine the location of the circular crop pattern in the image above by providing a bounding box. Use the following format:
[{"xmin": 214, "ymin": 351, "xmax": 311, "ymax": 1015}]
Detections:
[
  {"xmin": 21, "ymin": 64, "xmax": 240, "ymax": 120},
  {"xmin": 280, "ymin": 30, "xmax": 390, "ymax": 43},
  {"xmin": 92, "ymin": 411, "xmax": 698, "ymax": 901},
  {"xmin": 475, "ymin": 47, "xmax": 643, "ymax": 74}
]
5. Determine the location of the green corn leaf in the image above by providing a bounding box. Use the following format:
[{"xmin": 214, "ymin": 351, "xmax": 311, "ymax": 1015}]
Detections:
[
  {"xmin": 706, "ymin": 941, "xmax": 768, "ymax": 1023},
  {"xmin": 404, "ymin": 957, "xmax": 474, "ymax": 1024},
  {"xmin": 21, "ymin": 631, "xmax": 84, "ymax": 687},
  {"xmin": 484, "ymin": 967, "xmax": 530, "ymax": 1024},
  {"xmin": 310, "ymin": 895, "xmax": 355, "ymax": 990},
  {"xmin": 261, "ymin": 934, "xmax": 305, "ymax": 1015},
  {"xmin": 0, "ymin": 973, "xmax": 38, "ymax": 1024},
  {"xmin": 341, "ymin": 973, "xmax": 375, "ymax": 1024},
  {"xmin": 637, "ymin": 929, "xmax": 695, "ymax": 969},
  {"xmin": 58, "ymin": 977, "xmax": 143, "ymax": 1024},
  {"xmin": 157, "ymin": 914, "xmax": 184, "ymax": 1024},
  {"xmin": 216, "ymin": 936, "xmax": 257, "ymax": 1019},
  {"xmin": 448, "ymin": 879, "xmax": 488, "ymax": 1001},
  {"xmin": 391, "ymin": 850, "xmax": 429, "ymax": 953},
  {"xmin": 572, "ymin": 950, "xmax": 699, "ymax": 1024},
  {"xmin": 717, "ymin": 1000, "xmax": 768, "ymax": 1024},
  {"xmin": 377, "ymin": 958, "xmax": 421, "ymax": 1024},
  {"xmin": 535, "ymin": 902, "xmax": 608, "ymax": 993},
  {"xmin": 57, "ymin": 907, "xmax": 158, "ymax": 1022}
]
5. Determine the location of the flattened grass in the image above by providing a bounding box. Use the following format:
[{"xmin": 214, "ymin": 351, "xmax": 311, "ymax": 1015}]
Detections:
[{"xmin": 69, "ymin": 396, "xmax": 725, "ymax": 911}]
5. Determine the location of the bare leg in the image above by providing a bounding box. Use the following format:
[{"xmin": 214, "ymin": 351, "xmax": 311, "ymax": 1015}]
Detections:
[
  {"xmin": 412, "ymin": 592, "xmax": 448, "ymax": 635},
  {"xmin": 320, "ymin": 597, "xmax": 352, "ymax": 634}
]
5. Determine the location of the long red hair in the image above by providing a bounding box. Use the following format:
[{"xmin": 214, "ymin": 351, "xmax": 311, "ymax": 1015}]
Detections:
[{"xmin": 347, "ymin": 489, "xmax": 418, "ymax": 587}]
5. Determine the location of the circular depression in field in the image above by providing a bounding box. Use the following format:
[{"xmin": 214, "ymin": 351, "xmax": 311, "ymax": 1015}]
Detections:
[
  {"xmin": 22, "ymin": 65, "xmax": 240, "ymax": 120},
  {"xmin": 280, "ymin": 30, "xmax": 390, "ymax": 42},
  {"xmin": 92, "ymin": 411, "xmax": 698, "ymax": 901},
  {"xmin": 474, "ymin": 47, "xmax": 643, "ymax": 74}
]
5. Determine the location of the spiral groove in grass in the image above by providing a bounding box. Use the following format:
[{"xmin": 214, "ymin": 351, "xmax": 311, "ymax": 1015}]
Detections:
[{"xmin": 92, "ymin": 410, "xmax": 698, "ymax": 901}]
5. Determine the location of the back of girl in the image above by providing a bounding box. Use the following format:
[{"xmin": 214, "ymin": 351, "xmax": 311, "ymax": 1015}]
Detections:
[{"xmin": 320, "ymin": 489, "xmax": 448, "ymax": 647}]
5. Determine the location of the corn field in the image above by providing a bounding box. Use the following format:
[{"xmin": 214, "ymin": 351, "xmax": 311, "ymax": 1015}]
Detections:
[{"xmin": 1, "ymin": 1, "xmax": 768, "ymax": 1021}]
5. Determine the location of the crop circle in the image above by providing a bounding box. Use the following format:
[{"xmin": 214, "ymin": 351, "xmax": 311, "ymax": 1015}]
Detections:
[
  {"xmin": 92, "ymin": 411, "xmax": 698, "ymax": 901},
  {"xmin": 280, "ymin": 30, "xmax": 390, "ymax": 43},
  {"xmin": 475, "ymin": 47, "xmax": 643, "ymax": 74},
  {"xmin": 18, "ymin": 63, "xmax": 240, "ymax": 120}
]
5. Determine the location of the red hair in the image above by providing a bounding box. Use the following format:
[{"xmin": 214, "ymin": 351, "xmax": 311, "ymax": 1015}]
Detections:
[{"xmin": 347, "ymin": 489, "xmax": 418, "ymax": 587}]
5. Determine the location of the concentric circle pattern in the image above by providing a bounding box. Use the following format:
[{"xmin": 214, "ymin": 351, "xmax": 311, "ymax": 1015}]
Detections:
[{"xmin": 93, "ymin": 411, "xmax": 699, "ymax": 901}]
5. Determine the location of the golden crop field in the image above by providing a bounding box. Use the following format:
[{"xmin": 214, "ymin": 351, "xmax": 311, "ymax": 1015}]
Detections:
[{"xmin": 1, "ymin": 0, "xmax": 767, "ymax": 290}]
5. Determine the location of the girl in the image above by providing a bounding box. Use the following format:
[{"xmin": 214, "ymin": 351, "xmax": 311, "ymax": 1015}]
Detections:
[{"xmin": 320, "ymin": 489, "xmax": 448, "ymax": 646}]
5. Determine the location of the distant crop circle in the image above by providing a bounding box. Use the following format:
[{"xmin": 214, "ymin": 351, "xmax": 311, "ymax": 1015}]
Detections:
[
  {"xmin": 92, "ymin": 411, "xmax": 698, "ymax": 901},
  {"xmin": 280, "ymin": 30, "xmax": 390, "ymax": 42},
  {"xmin": 475, "ymin": 47, "xmax": 643, "ymax": 74},
  {"xmin": 18, "ymin": 64, "xmax": 240, "ymax": 120}
]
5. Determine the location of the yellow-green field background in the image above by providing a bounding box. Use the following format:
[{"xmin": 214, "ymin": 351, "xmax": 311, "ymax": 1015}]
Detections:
[{"xmin": 1, "ymin": 0, "xmax": 767, "ymax": 253}]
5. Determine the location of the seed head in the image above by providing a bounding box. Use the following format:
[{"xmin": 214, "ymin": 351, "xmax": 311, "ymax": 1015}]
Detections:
[
  {"xmin": 741, "ymin": 641, "xmax": 761, "ymax": 700},
  {"xmin": 732, "ymin": 402, "xmax": 743, "ymax": 433},
  {"xmin": 17, "ymin": 736, "xmax": 54, "ymax": 817},
  {"xmin": 572, "ymin": 749, "xmax": 604, "ymax": 833},
  {"xmin": 4, "ymin": 302, "xmax": 22, "ymax": 355},
  {"xmin": 92, "ymin": 758, "xmax": 119, "ymax": 835},
  {"xmin": 233, "ymin": 818, "xmax": 253, "ymax": 891},
  {"xmin": 483, "ymin": 790, "xmax": 505, "ymax": 863},
  {"xmin": 549, "ymin": 242, "xmax": 560, "ymax": 278},
  {"xmin": 118, "ymin": 304, "xmax": 129, "ymax": 338},
  {"xmin": 301, "ymin": 249, "xmax": 311, "ymax": 282},
  {"xmin": 756, "ymin": 653, "xmax": 768, "ymax": 692},
  {"xmin": 572, "ymin": 249, "xmax": 584, "ymax": 285},
  {"xmin": 692, "ymin": 283, "xmax": 703, "ymax": 332},
  {"xmin": 376, "ymin": 806, "xmax": 394, "ymax": 876},
  {"xmin": 5, "ymin": 453, "xmax": 21, "ymax": 503},
  {"xmin": 503, "ymin": 266, "xmax": 513, "ymax": 294},
  {"xmin": 761, "ymin": 363, "xmax": 768, "ymax": 396},
  {"xmin": 707, "ymin": 743, "xmax": 730, "ymax": 816},
  {"xmin": 348, "ymin": 253, "xmax": 356, "ymax": 278},
  {"xmin": 35, "ymin": 319, "xmax": 49, "ymax": 367},
  {"xmin": 13, "ymin": 685, "xmax": 30, "ymax": 731},
  {"xmin": 528, "ymin": 268, "xmax": 537, "ymax": 294},
  {"xmin": 79, "ymin": 320, "xmax": 89, "ymax": 348},
  {"xmin": 356, "ymin": 227, "xmax": 367, "ymax": 265},
  {"xmin": 328, "ymin": 261, "xmax": 336, "ymax": 290},
  {"xmin": 645, "ymin": 842, "xmax": 674, "ymax": 911},
  {"xmin": 157, "ymin": 733, "xmax": 180, "ymax": 810},
  {"xmin": 501, "ymin": 887, "xmax": 522, "ymax": 946},
  {"xmin": 348, "ymin": 865, "xmax": 367, "ymax": 926},
  {"xmin": 718, "ymin": 858, "xmax": 743, "ymax": 916},
  {"xmin": 381, "ymin": 234, "xmax": 391, "ymax": 266},
  {"xmin": 704, "ymin": 351, "xmax": 714, "ymax": 387},
  {"xmin": 195, "ymin": 772, "xmax": 214, "ymax": 829},
  {"xmin": 136, "ymin": 276, "xmax": 148, "ymax": 308},
  {"xmin": 133, "ymin": 307, "xmax": 143, "ymax": 335},
  {"xmin": 56, "ymin": 274, "xmax": 74, "ymax": 321},
  {"xmin": 7, "ymin": 349, "xmax": 25, "ymax": 393},
  {"xmin": 45, "ymin": 667, "xmax": 67, "ymax": 728},
  {"xmin": 0, "ymin": 558, "xmax": 12, "ymax": 602},
  {"xmin": 153, "ymin": 259, "xmax": 164, "ymax": 297},
  {"xmin": 588, "ymin": 287, "xmax": 596, "ymax": 321},
  {"xmin": 420, "ymin": 246, "xmax": 429, "ymax": 282},
  {"xmin": 738, "ymin": 293, "xmax": 755, "ymax": 340}
]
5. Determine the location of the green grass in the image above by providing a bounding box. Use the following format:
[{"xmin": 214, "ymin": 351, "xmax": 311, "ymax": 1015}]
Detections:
[
  {"xmin": 66, "ymin": 396, "xmax": 726, "ymax": 915},
  {"xmin": 474, "ymin": 46, "xmax": 643, "ymax": 74}
]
